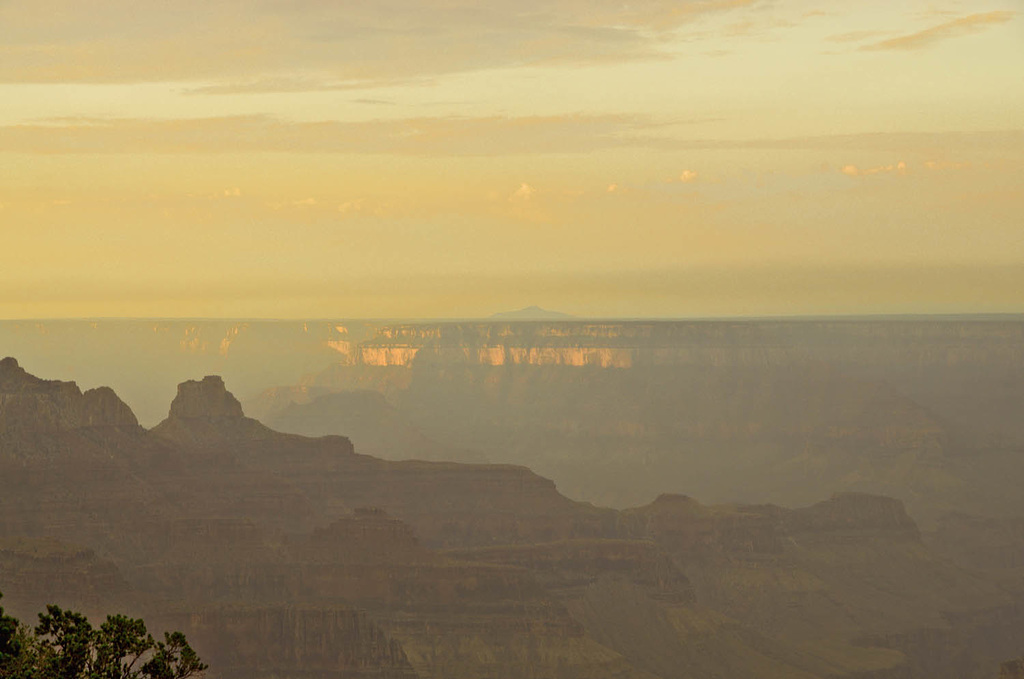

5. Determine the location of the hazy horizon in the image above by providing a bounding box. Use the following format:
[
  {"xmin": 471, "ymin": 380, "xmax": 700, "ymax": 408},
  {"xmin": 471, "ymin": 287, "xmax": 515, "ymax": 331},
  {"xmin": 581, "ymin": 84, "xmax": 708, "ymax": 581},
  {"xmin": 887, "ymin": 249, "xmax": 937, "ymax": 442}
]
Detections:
[
  {"xmin": 2, "ymin": 0, "xmax": 1022, "ymax": 319},
  {"xmin": 3, "ymin": 259, "xmax": 1024, "ymax": 319},
  {"xmin": 4, "ymin": 3, "xmax": 1024, "ymax": 677},
  {"xmin": 5, "ymin": 309, "xmax": 1024, "ymax": 322}
]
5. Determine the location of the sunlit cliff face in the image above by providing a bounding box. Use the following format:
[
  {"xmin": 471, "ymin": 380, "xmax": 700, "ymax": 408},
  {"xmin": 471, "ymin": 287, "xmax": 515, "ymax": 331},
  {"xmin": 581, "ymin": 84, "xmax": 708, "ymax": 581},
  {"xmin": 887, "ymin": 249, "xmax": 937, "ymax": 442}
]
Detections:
[
  {"xmin": 358, "ymin": 345, "xmax": 636, "ymax": 368},
  {"xmin": 332, "ymin": 320, "xmax": 1024, "ymax": 369}
]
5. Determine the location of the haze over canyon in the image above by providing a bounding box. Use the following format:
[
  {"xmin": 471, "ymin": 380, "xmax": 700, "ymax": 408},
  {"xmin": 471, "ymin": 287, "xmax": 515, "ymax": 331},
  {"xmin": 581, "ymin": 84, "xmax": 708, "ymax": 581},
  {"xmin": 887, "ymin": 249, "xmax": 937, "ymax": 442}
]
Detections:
[
  {"xmin": 2, "ymin": 0, "xmax": 1022, "ymax": 675},
  {"xmin": 3, "ymin": 316, "xmax": 1024, "ymax": 676}
]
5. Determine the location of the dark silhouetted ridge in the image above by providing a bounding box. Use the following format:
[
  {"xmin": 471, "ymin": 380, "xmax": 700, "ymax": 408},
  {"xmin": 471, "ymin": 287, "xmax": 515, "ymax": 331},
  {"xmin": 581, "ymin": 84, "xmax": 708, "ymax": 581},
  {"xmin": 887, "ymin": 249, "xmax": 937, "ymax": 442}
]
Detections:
[
  {"xmin": 151, "ymin": 375, "xmax": 276, "ymax": 446},
  {"xmin": 785, "ymin": 492, "xmax": 920, "ymax": 538},
  {"xmin": 0, "ymin": 357, "xmax": 140, "ymax": 444},
  {"xmin": 168, "ymin": 376, "xmax": 245, "ymax": 420},
  {"xmin": 0, "ymin": 356, "xmax": 50, "ymax": 393}
]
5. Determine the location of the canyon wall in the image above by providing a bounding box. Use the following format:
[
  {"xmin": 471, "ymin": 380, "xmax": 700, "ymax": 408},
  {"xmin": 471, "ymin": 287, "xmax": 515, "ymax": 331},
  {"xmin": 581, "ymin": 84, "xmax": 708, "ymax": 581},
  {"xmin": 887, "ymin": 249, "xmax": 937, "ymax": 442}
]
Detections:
[
  {"xmin": 249, "ymin": 318, "xmax": 1024, "ymax": 519},
  {"xmin": 3, "ymin": 360, "xmax": 1024, "ymax": 677}
]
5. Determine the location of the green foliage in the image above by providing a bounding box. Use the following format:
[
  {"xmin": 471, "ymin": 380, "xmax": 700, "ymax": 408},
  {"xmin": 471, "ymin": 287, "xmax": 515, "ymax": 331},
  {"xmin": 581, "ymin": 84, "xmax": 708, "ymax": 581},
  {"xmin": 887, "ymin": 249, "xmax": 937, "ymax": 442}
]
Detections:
[
  {"xmin": 0, "ymin": 593, "xmax": 21, "ymax": 668},
  {"xmin": 0, "ymin": 592, "xmax": 206, "ymax": 679},
  {"xmin": 139, "ymin": 632, "xmax": 206, "ymax": 679}
]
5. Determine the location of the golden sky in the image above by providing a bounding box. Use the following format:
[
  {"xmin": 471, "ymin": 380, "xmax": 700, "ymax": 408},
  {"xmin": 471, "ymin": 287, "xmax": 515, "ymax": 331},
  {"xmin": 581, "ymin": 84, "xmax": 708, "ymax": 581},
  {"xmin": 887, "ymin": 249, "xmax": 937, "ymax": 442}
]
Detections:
[{"xmin": 1, "ymin": 0, "xmax": 1022, "ymax": 318}]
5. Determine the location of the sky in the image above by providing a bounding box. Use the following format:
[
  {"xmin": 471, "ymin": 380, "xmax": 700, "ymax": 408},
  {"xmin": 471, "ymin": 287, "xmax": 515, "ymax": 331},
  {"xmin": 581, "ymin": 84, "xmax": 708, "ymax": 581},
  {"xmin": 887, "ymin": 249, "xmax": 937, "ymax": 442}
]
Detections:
[{"xmin": 0, "ymin": 0, "xmax": 1022, "ymax": 318}]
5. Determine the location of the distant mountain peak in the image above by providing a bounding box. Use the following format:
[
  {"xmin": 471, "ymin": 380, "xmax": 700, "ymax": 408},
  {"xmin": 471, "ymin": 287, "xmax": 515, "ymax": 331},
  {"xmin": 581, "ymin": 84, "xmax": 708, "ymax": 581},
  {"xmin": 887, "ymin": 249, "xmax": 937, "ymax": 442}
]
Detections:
[
  {"xmin": 787, "ymin": 492, "xmax": 919, "ymax": 537},
  {"xmin": 0, "ymin": 356, "xmax": 32, "ymax": 390},
  {"xmin": 154, "ymin": 375, "xmax": 276, "ymax": 446},
  {"xmin": 490, "ymin": 305, "xmax": 573, "ymax": 320},
  {"xmin": 168, "ymin": 375, "xmax": 244, "ymax": 421},
  {"xmin": 0, "ymin": 358, "xmax": 139, "ymax": 440},
  {"xmin": 0, "ymin": 356, "xmax": 48, "ymax": 393}
]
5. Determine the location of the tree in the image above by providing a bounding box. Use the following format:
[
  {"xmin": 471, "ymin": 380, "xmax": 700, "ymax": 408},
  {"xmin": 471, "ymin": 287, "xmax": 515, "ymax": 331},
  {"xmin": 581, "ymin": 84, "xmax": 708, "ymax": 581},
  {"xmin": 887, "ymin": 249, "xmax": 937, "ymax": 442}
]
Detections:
[
  {"xmin": 0, "ymin": 591, "xmax": 206, "ymax": 679},
  {"xmin": 0, "ymin": 594, "xmax": 20, "ymax": 668}
]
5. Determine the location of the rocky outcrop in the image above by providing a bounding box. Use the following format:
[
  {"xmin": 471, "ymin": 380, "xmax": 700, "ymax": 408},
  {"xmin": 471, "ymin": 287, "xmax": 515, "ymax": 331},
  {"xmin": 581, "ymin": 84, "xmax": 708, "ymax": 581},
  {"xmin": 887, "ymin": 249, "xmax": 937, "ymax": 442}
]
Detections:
[
  {"xmin": 622, "ymin": 494, "xmax": 784, "ymax": 554},
  {"xmin": 0, "ymin": 356, "xmax": 46, "ymax": 392},
  {"xmin": 0, "ymin": 320, "xmax": 385, "ymax": 426},
  {"xmin": 168, "ymin": 376, "xmax": 245, "ymax": 420},
  {"xmin": 0, "ymin": 357, "xmax": 140, "ymax": 440},
  {"xmin": 151, "ymin": 375, "xmax": 277, "ymax": 446},
  {"xmin": 4, "ymin": 360, "xmax": 1024, "ymax": 679},
  {"xmin": 148, "ymin": 373, "xmax": 616, "ymax": 549},
  {"xmin": 785, "ymin": 493, "xmax": 920, "ymax": 540},
  {"xmin": 79, "ymin": 386, "xmax": 139, "ymax": 428}
]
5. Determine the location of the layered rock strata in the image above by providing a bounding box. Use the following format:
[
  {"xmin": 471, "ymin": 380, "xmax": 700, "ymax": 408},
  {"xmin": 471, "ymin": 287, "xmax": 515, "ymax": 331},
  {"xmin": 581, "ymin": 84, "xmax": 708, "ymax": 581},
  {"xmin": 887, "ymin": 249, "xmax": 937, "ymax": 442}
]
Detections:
[{"xmin": 2, "ymin": 360, "xmax": 1024, "ymax": 678}]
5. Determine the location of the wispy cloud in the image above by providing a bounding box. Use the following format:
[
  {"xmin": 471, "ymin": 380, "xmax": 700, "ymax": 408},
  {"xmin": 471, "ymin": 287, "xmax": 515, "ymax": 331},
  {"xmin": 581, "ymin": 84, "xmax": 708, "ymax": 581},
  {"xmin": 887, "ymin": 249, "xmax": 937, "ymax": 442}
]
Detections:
[
  {"xmin": 840, "ymin": 161, "xmax": 907, "ymax": 177},
  {"xmin": 1, "ymin": 116, "xmax": 1019, "ymax": 157},
  {"xmin": 0, "ymin": 0, "xmax": 763, "ymax": 85},
  {"xmin": 183, "ymin": 76, "xmax": 432, "ymax": 96},
  {"xmin": 663, "ymin": 130, "xmax": 1024, "ymax": 153},
  {"xmin": 825, "ymin": 30, "xmax": 890, "ymax": 44},
  {"xmin": 267, "ymin": 197, "xmax": 318, "ymax": 209},
  {"xmin": 861, "ymin": 11, "xmax": 1015, "ymax": 51},
  {"xmin": 0, "ymin": 114, "xmax": 661, "ymax": 156},
  {"xmin": 510, "ymin": 183, "xmax": 536, "ymax": 201}
]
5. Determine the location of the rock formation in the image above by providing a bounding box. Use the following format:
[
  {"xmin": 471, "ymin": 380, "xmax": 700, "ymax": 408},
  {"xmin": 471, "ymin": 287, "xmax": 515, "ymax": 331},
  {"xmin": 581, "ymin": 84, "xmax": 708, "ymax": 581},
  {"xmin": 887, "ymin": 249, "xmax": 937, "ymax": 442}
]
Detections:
[
  {"xmin": 2, "ymin": 360, "xmax": 1024, "ymax": 678},
  {"xmin": 0, "ymin": 357, "xmax": 140, "ymax": 442},
  {"xmin": 240, "ymin": 318, "xmax": 1024, "ymax": 521},
  {"xmin": 151, "ymin": 375, "xmax": 276, "ymax": 446},
  {"xmin": 168, "ymin": 376, "xmax": 245, "ymax": 420}
]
